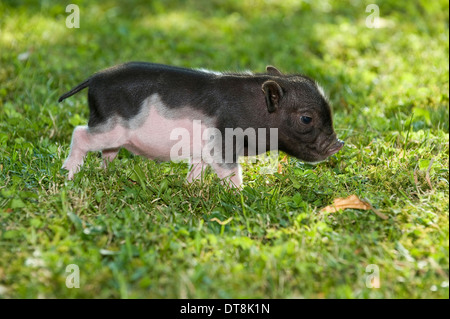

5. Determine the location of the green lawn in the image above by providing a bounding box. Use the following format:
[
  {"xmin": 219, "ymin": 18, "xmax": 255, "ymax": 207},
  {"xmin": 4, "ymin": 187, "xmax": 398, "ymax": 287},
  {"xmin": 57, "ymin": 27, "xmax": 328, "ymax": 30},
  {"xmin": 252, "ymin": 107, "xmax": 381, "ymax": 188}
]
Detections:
[{"xmin": 0, "ymin": 0, "xmax": 448, "ymax": 298}]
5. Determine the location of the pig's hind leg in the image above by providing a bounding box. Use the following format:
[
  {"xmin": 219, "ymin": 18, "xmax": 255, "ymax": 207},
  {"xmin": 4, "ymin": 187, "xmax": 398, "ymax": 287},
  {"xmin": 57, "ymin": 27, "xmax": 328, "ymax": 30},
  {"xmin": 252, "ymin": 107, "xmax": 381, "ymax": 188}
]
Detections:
[
  {"xmin": 63, "ymin": 125, "xmax": 127, "ymax": 179},
  {"xmin": 101, "ymin": 148, "xmax": 120, "ymax": 168},
  {"xmin": 62, "ymin": 126, "xmax": 90, "ymax": 179}
]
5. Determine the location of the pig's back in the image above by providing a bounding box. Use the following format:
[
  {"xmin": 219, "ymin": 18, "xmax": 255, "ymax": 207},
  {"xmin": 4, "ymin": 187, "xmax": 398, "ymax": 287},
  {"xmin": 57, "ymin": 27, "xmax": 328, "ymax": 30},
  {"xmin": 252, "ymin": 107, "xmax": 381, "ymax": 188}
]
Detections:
[{"xmin": 86, "ymin": 62, "xmax": 217, "ymax": 128}]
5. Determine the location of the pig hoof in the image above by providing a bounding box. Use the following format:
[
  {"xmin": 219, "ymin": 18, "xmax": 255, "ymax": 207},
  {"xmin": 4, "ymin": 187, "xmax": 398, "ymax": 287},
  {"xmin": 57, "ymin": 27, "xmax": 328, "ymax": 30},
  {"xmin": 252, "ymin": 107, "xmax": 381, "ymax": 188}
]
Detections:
[{"xmin": 62, "ymin": 164, "xmax": 78, "ymax": 180}]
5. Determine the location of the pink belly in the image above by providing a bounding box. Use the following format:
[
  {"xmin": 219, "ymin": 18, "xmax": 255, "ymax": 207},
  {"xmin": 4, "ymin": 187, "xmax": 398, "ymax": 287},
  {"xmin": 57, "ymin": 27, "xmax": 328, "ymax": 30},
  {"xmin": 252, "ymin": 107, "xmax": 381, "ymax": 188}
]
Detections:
[{"xmin": 124, "ymin": 107, "xmax": 209, "ymax": 161}]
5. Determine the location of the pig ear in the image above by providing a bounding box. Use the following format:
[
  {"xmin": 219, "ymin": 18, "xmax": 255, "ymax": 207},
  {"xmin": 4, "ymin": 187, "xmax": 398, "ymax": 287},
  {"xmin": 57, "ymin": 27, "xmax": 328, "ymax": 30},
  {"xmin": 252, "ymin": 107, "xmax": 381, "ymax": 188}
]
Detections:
[
  {"xmin": 262, "ymin": 80, "xmax": 283, "ymax": 113},
  {"xmin": 266, "ymin": 65, "xmax": 283, "ymax": 76}
]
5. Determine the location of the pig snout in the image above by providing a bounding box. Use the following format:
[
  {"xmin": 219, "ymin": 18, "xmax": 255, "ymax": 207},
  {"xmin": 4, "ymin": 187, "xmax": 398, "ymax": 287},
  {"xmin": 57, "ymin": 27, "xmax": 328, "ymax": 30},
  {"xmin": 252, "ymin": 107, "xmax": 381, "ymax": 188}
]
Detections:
[
  {"xmin": 327, "ymin": 138, "xmax": 344, "ymax": 156},
  {"xmin": 317, "ymin": 132, "xmax": 344, "ymax": 157}
]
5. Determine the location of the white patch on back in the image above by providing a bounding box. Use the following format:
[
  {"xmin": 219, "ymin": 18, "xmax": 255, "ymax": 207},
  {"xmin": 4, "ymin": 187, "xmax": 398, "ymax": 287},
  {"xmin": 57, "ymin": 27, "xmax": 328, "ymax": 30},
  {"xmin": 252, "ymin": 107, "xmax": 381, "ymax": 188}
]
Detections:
[
  {"xmin": 195, "ymin": 68, "xmax": 223, "ymax": 76},
  {"xmin": 196, "ymin": 68, "xmax": 254, "ymax": 76},
  {"xmin": 238, "ymin": 70, "xmax": 253, "ymax": 75}
]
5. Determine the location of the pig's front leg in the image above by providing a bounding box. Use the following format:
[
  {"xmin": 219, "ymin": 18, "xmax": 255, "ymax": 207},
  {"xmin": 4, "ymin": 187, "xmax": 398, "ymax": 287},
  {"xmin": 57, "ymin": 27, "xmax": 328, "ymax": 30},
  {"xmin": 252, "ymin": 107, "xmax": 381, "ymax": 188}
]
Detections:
[
  {"xmin": 186, "ymin": 160, "xmax": 242, "ymax": 188},
  {"xmin": 211, "ymin": 162, "xmax": 242, "ymax": 188},
  {"xmin": 186, "ymin": 160, "xmax": 208, "ymax": 184}
]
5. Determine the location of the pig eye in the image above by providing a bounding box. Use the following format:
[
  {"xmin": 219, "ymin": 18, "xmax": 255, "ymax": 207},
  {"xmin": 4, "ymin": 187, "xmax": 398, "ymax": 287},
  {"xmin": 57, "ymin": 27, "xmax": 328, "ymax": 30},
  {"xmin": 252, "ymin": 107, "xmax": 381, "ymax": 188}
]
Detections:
[{"xmin": 300, "ymin": 116, "xmax": 312, "ymax": 124}]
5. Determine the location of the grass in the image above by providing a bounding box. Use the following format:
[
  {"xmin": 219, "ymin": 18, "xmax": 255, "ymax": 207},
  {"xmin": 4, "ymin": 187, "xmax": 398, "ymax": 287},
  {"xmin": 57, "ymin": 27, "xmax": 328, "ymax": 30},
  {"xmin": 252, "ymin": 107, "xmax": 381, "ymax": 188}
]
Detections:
[{"xmin": 0, "ymin": 0, "xmax": 448, "ymax": 298}]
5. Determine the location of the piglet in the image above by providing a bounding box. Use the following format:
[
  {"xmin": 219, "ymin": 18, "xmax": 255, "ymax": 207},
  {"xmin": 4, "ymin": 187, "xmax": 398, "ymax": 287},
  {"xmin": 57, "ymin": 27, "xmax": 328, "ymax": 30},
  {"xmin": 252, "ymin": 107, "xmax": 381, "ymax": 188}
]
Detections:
[{"xmin": 59, "ymin": 62, "xmax": 344, "ymax": 187}]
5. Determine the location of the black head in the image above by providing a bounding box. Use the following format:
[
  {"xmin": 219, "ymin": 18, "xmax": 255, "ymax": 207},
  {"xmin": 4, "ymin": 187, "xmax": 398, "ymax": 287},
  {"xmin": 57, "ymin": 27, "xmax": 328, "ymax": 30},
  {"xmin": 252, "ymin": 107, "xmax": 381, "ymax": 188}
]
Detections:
[{"xmin": 262, "ymin": 66, "xmax": 344, "ymax": 163}]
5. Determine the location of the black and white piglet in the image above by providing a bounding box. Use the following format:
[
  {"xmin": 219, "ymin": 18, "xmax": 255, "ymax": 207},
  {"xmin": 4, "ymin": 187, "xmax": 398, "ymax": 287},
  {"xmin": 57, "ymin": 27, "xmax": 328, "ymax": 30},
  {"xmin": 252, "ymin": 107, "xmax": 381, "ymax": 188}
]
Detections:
[{"xmin": 59, "ymin": 62, "xmax": 344, "ymax": 187}]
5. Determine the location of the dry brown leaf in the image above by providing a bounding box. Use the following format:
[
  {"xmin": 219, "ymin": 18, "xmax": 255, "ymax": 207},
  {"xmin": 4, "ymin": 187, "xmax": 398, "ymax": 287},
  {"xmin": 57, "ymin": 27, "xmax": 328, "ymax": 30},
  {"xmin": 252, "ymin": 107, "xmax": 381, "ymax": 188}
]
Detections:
[
  {"xmin": 321, "ymin": 195, "xmax": 370, "ymax": 212},
  {"xmin": 320, "ymin": 195, "xmax": 388, "ymax": 220}
]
